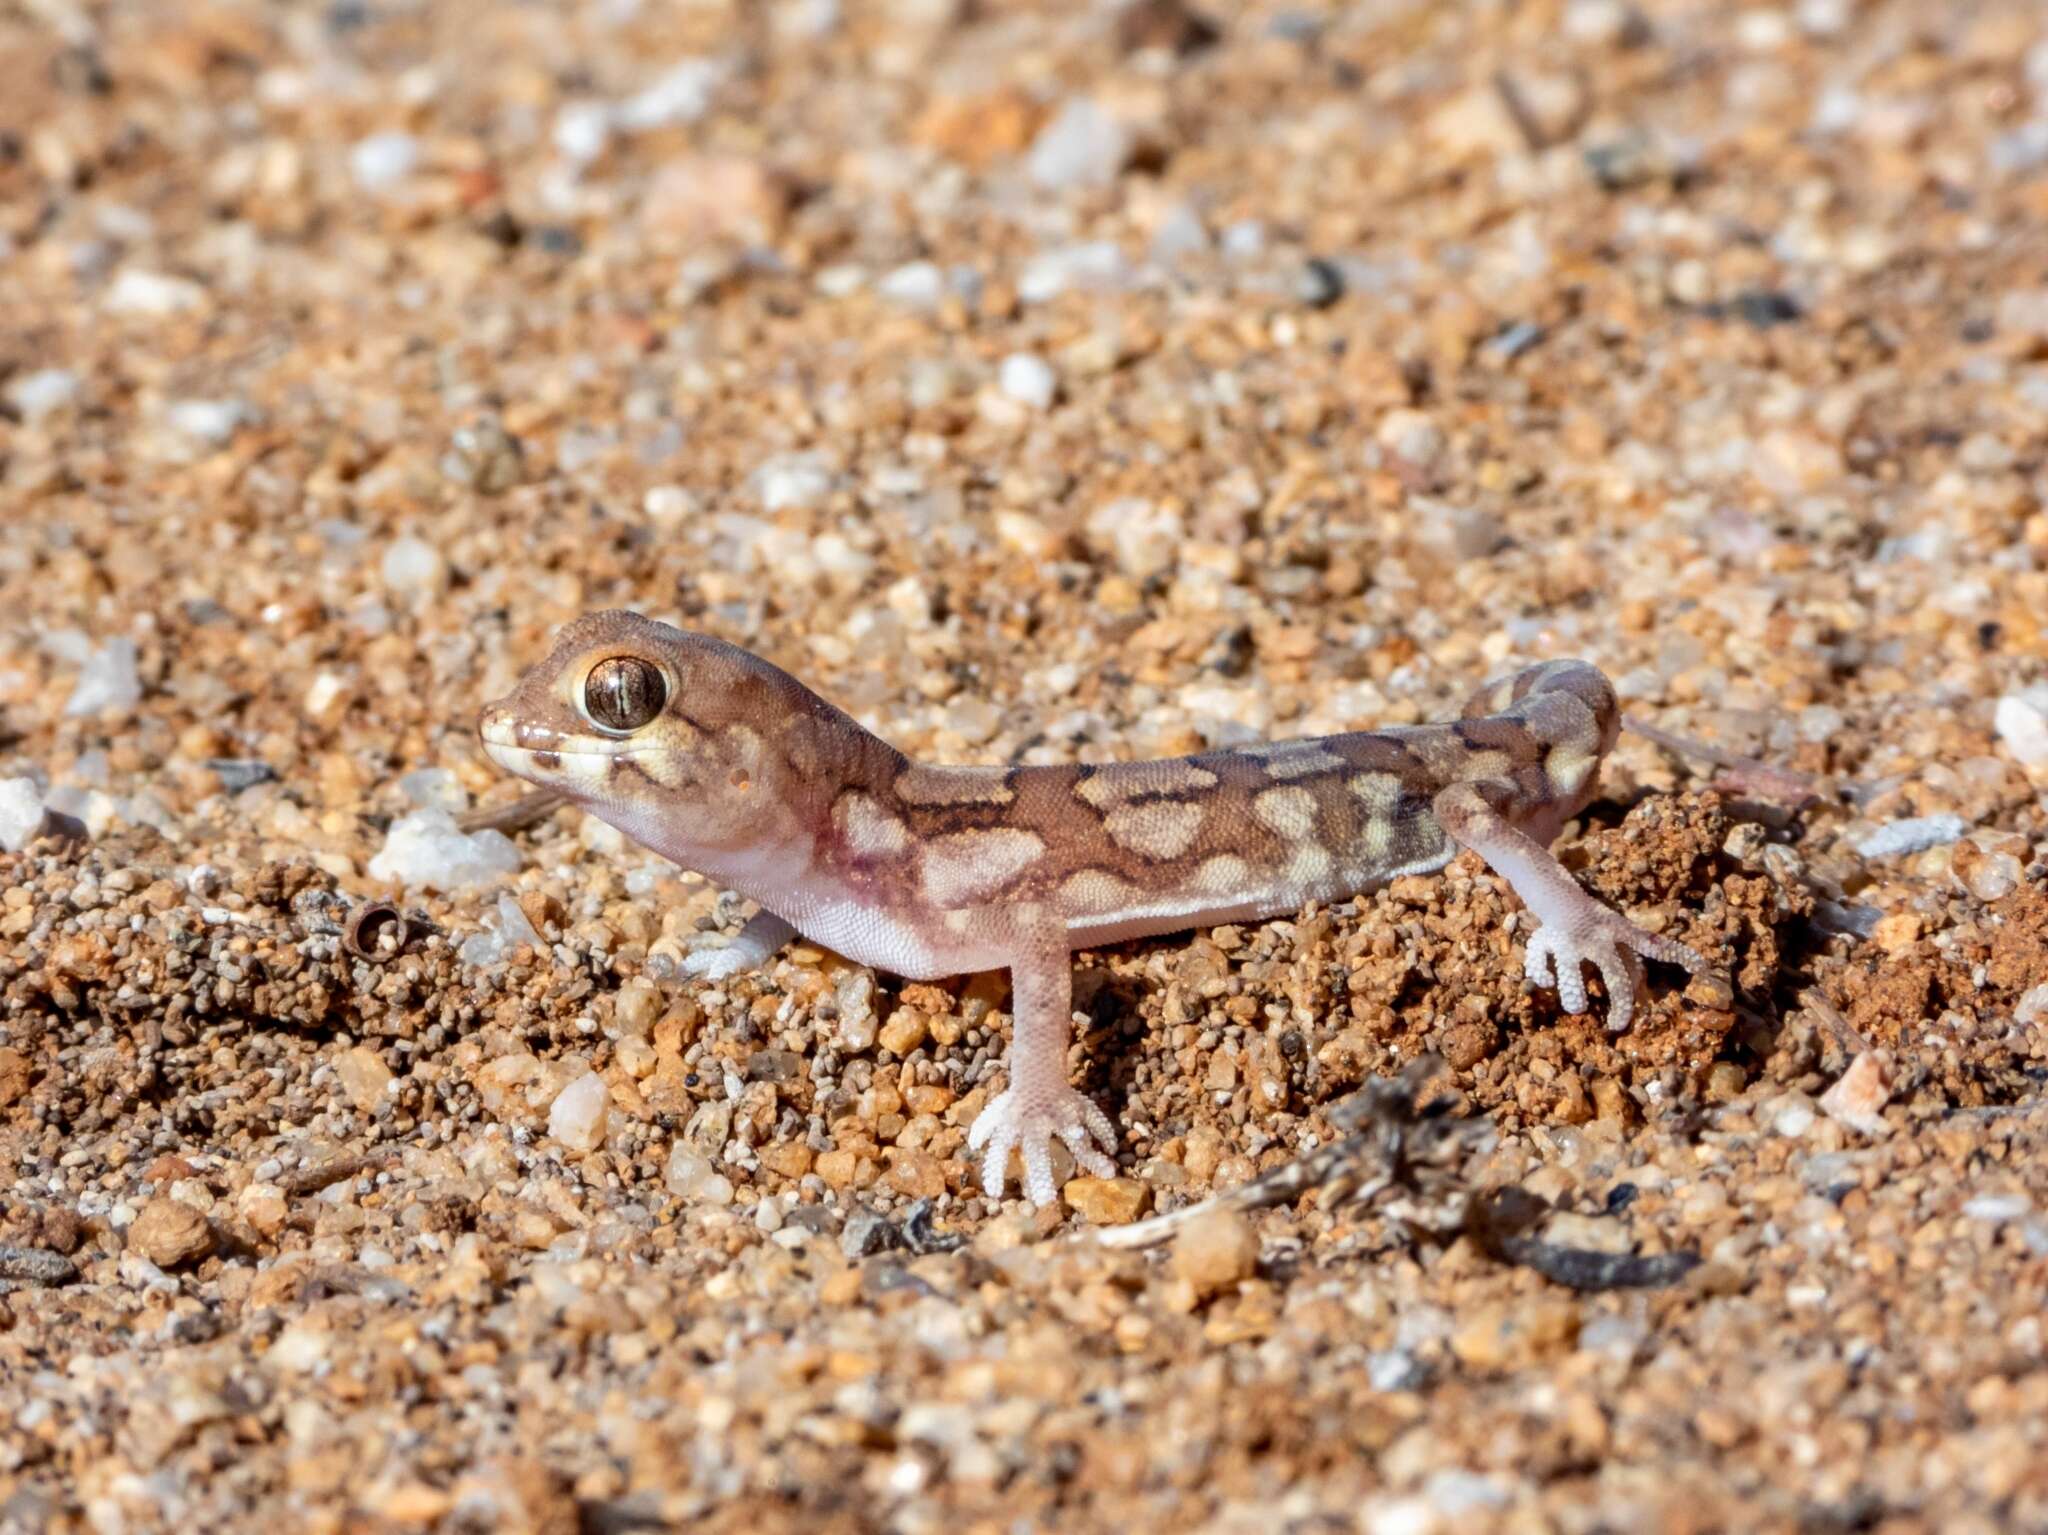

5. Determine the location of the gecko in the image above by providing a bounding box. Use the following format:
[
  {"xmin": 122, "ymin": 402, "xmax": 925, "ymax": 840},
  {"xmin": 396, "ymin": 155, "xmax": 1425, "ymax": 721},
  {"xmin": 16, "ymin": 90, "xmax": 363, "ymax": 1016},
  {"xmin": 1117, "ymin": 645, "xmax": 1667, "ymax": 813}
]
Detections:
[{"xmin": 478, "ymin": 611, "xmax": 1709, "ymax": 1206}]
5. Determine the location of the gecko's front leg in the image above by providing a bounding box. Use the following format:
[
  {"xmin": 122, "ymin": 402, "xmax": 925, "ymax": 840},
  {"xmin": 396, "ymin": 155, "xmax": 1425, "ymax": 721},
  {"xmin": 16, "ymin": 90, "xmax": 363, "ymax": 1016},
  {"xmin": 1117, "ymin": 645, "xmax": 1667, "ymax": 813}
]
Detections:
[
  {"xmin": 966, "ymin": 927, "xmax": 1118, "ymax": 1204},
  {"xmin": 1433, "ymin": 781, "xmax": 1705, "ymax": 1031}
]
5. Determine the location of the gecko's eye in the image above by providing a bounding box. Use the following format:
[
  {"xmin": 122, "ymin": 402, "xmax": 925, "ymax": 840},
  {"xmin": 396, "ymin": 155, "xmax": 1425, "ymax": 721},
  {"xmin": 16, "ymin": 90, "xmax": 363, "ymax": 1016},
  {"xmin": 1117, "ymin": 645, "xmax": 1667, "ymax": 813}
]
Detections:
[{"xmin": 582, "ymin": 656, "xmax": 667, "ymax": 733}]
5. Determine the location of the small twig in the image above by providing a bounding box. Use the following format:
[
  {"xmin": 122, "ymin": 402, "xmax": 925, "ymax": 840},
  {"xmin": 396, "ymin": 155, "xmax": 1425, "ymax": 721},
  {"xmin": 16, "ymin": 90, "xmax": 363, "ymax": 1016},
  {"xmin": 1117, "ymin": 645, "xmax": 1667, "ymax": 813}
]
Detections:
[
  {"xmin": 1093, "ymin": 1055, "xmax": 1486, "ymax": 1250},
  {"xmin": 1798, "ymin": 987, "xmax": 1873, "ymax": 1055},
  {"xmin": 278, "ymin": 1150, "xmax": 394, "ymax": 1197},
  {"xmin": 1624, "ymin": 715, "xmax": 1834, "ymax": 809},
  {"xmin": 1489, "ymin": 1235, "xmax": 1702, "ymax": 1291},
  {"xmin": 457, "ymin": 788, "xmax": 567, "ymax": 835}
]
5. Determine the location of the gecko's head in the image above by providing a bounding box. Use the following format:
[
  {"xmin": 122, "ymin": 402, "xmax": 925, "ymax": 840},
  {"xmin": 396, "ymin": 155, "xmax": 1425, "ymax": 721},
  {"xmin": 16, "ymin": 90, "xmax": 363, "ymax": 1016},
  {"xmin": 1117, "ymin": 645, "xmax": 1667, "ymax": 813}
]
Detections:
[{"xmin": 478, "ymin": 611, "xmax": 798, "ymax": 852}]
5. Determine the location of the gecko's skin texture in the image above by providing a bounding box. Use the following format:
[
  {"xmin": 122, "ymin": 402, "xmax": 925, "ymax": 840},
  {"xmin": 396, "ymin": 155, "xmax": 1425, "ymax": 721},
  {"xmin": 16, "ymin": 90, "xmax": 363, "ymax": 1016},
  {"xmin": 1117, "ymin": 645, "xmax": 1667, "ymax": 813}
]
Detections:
[{"xmin": 479, "ymin": 612, "xmax": 1707, "ymax": 1206}]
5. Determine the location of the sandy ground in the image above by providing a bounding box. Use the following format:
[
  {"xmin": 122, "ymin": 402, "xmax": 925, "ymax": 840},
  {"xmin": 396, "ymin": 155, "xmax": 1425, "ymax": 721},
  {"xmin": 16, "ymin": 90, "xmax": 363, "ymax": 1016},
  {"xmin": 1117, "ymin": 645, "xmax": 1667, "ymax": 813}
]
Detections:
[{"xmin": 2, "ymin": 0, "xmax": 2047, "ymax": 1530}]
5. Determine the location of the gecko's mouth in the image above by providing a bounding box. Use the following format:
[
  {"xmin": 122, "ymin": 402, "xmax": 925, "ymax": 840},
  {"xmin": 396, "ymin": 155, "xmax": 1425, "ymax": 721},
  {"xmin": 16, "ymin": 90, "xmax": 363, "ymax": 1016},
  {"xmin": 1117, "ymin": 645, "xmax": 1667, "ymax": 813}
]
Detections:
[
  {"xmin": 478, "ymin": 704, "xmax": 650, "ymax": 779},
  {"xmin": 481, "ymin": 738, "xmax": 619, "ymax": 772}
]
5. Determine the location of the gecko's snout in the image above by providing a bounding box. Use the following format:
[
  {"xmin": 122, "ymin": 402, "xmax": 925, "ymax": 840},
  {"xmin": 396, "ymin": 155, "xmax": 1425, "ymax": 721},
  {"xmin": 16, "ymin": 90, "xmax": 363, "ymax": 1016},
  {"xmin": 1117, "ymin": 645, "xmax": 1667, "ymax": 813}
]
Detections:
[
  {"xmin": 476, "ymin": 698, "xmax": 570, "ymax": 780},
  {"xmin": 476, "ymin": 699, "xmax": 515, "ymax": 745}
]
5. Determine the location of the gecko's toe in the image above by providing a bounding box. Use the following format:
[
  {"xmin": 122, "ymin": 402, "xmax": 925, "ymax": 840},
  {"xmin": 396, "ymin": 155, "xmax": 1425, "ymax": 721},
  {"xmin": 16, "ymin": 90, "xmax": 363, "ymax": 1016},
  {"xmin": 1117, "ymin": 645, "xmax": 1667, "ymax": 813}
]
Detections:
[
  {"xmin": 1528, "ymin": 910, "xmax": 1702, "ymax": 1033},
  {"xmin": 967, "ymin": 1084, "xmax": 1120, "ymax": 1206},
  {"xmin": 1593, "ymin": 943, "xmax": 1645, "ymax": 1033},
  {"xmin": 1530, "ymin": 929, "xmax": 1590, "ymax": 1014},
  {"xmin": 679, "ymin": 944, "xmax": 749, "ymax": 980},
  {"xmin": 1643, "ymin": 932, "xmax": 1708, "ymax": 975},
  {"xmin": 1021, "ymin": 1140, "xmax": 1057, "ymax": 1207},
  {"xmin": 971, "ymin": 1117, "xmax": 1017, "ymax": 1200},
  {"xmin": 1056, "ymin": 1121, "xmax": 1117, "ymax": 1180}
]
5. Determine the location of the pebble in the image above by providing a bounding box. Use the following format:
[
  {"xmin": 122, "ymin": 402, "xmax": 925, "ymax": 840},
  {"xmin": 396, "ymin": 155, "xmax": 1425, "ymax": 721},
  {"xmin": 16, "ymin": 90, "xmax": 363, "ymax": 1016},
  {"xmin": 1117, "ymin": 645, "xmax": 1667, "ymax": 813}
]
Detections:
[
  {"xmin": 104, "ymin": 269, "xmax": 205, "ymax": 316},
  {"xmin": 643, "ymin": 485, "xmax": 701, "ymax": 526},
  {"xmin": 1954, "ymin": 838, "xmax": 2023, "ymax": 903},
  {"xmin": 1854, "ymin": 815, "xmax": 1967, "ymax": 859},
  {"xmin": 1367, "ymin": 1349, "xmax": 1430, "ymax": 1392},
  {"xmin": 367, "ymin": 808, "xmax": 521, "ymax": 890},
  {"xmin": 441, "ymin": 418, "xmax": 524, "ymax": 493},
  {"xmin": 1376, "ymin": 408, "xmax": 1447, "ymax": 467},
  {"xmin": 128, "ymin": 1197, "xmax": 214, "ymax": 1269},
  {"xmin": 1063, "ymin": 1177, "xmax": 1150, "ymax": 1225},
  {"xmin": 380, "ymin": 536, "xmax": 451, "ymax": 600},
  {"xmin": 1769, "ymin": 1094, "xmax": 1817, "ymax": 1138},
  {"xmin": 1995, "ymin": 289, "xmax": 2048, "ymax": 341},
  {"xmin": 6, "ymin": 368, "xmax": 81, "ymax": 420},
  {"xmin": 1987, "ymin": 120, "xmax": 2048, "ymax": 176},
  {"xmin": 1026, "ymin": 98, "xmax": 1132, "ymax": 190},
  {"xmin": 1961, "ymin": 1193, "xmax": 2034, "ymax": 1224},
  {"xmin": 1117, "ymin": 0, "xmax": 1219, "ymax": 55},
  {"xmin": 165, "ymin": 398, "xmax": 250, "ymax": 444},
  {"xmin": 1220, "ymin": 219, "xmax": 1266, "ymax": 259},
  {"xmin": 685, "ymin": 1099, "xmax": 732, "ymax": 1154},
  {"xmin": 459, "ymin": 892, "xmax": 544, "ymax": 966},
  {"xmin": 1751, "ymin": 430, "xmax": 1842, "ymax": 498},
  {"xmin": 613, "ymin": 978, "xmax": 661, "ymax": 1036},
  {"xmin": 553, "ymin": 101, "xmax": 613, "ymax": 164},
  {"xmin": 1169, "ymin": 1207, "xmax": 1259, "ymax": 1296},
  {"xmin": 349, "ymin": 133, "xmax": 419, "ymax": 192},
  {"xmin": 878, "ymin": 260, "xmax": 946, "ymax": 309},
  {"xmin": 997, "ymin": 353, "xmax": 1057, "ymax": 410},
  {"xmin": 835, "ymin": 969, "xmax": 878, "ymax": 1050},
  {"xmin": 2017, "ymin": 985, "xmax": 2048, "ymax": 1029},
  {"xmin": 1295, "ymin": 258, "xmax": 1345, "ymax": 309},
  {"xmin": 1149, "ymin": 202, "xmax": 1209, "ymax": 263},
  {"xmin": 335, "ymin": 1045, "xmax": 396, "ymax": 1113},
  {"xmin": 839, "ymin": 1209, "xmax": 901, "ymax": 1257},
  {"xmin": 63, "ymin": 637, "xmax": 142, "ymax": 717},
  {"xmin": 617, "ymin": 59, "xmax": 723, "ymax": 131},
  {"xmin": 1563, "ymin": 0, "xmax": 1648, "ymax": 46},
  {"xmin": 238, "ymin": 1183, "xmax": 288, "ymax": 1239},
  {"xmin": 0, "ymin": 778, "xmax": 47, "ymax": 853},
  {"xmin": 641, "ymin": 154, "xmax": 789, "ymax": 243},
  {"xmin": 547, "ymin": 1072, "xmax": 610, "ymax": 1153},
  {"xmin": 1993, "ymin": 688, "xmax": 2048, "ymax": 769},
  {"xmin": 1817, "ymin": 1051, "xmax": 1892, "ymax": 1137},
  {"xmin": 1088, "ymin": 497, "xmax": 1184, "ymax": 580},
  {"xmin": 666, "ymin": 1146, "xmax": 735, "ymax": 1205},
  {"xmin": 1017, "ymin": 242, "xmax": 1129, "ymax": 303},
  {"xmin": 752, "ymin": 454, "xmax": 837, "ymax": 511}
]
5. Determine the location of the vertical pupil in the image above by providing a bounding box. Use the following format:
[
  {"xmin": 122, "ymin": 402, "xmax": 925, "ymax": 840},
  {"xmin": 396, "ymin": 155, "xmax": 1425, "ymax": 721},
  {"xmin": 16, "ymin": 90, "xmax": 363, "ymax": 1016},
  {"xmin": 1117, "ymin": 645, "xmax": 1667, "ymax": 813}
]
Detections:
[{"xmin": 590, "ymin": 659, "xmax": 660, "ymax": 728}]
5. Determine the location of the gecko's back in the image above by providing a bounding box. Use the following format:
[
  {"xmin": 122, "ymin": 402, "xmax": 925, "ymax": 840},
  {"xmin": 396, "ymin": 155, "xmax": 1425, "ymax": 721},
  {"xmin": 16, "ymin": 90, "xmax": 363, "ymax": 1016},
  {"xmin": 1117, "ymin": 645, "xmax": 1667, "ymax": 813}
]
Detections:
[{"xmin": 813, "ymin": 657, "xmax": 1617, "ymax": 946}]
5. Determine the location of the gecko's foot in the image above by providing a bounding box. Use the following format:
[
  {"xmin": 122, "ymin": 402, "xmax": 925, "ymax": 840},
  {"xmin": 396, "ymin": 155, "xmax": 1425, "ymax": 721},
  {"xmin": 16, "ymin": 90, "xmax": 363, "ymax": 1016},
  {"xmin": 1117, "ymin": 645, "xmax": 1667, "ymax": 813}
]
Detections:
[
  {"xmin": 678, "ymin": 941, "xmax": 754, "ymax": 980},
  {"xmin": 1523, "ymin": 909, "xmax": 1706, "ymax": 1033},
  {"xmin": 967, "ymin": 1082, "xmax": 1118, "ymax": 1206}
]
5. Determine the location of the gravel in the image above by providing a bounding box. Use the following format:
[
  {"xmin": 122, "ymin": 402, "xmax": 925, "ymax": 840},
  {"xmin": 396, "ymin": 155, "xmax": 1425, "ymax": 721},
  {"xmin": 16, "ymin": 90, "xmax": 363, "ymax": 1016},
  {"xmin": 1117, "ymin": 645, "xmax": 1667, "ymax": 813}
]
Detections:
[{"xmin": 3, "ymin": 0, "xmax": 2046, "ymax": 1529}]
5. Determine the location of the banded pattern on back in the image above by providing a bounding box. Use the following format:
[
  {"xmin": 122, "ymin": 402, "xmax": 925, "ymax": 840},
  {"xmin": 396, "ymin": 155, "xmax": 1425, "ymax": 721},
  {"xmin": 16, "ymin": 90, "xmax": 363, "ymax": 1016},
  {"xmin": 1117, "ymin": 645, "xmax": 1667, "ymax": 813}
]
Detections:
[{"xmin": 803, "ymin": 656, "xmax": 1616, "ymax": 938}]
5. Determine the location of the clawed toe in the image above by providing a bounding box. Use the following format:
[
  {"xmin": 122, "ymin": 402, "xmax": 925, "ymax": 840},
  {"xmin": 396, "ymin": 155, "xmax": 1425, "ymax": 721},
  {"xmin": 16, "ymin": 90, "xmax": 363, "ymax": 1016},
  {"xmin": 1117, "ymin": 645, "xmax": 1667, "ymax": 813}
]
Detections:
[
  {"xmin": 1526, "ymin": 911, "xmax": 1701, "ymax": 1033},
  {"xmin": 968, "ymin": 1084, "xmax": 1120, "ymax": 1205}
]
